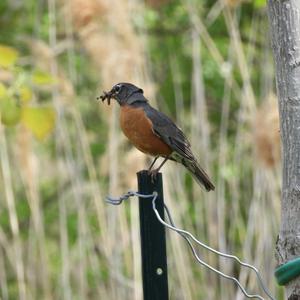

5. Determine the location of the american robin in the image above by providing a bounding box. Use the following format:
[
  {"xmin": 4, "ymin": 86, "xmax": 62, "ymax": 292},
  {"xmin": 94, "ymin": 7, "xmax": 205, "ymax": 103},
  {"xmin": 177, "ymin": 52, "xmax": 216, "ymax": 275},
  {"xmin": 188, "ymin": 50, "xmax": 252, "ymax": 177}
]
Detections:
[{"xmin": 98, "ymin": 82, "xmax": 215, "ymax": 191}]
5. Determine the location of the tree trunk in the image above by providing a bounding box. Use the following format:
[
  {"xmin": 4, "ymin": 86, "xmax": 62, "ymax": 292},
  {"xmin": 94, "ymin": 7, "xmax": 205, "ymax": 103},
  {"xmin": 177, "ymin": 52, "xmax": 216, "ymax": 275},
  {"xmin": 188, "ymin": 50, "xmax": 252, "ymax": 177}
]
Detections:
[{"xmin": 267, "ymin": 1, "xmax": 300, "ymax": 299}]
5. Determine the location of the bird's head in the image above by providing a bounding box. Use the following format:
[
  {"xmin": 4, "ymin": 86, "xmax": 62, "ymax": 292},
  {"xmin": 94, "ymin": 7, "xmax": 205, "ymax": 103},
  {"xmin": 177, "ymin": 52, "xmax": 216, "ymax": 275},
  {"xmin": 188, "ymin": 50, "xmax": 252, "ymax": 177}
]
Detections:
[{"xmin": 98, "ymin": 82, "xmax": 146, "ymax": 106}]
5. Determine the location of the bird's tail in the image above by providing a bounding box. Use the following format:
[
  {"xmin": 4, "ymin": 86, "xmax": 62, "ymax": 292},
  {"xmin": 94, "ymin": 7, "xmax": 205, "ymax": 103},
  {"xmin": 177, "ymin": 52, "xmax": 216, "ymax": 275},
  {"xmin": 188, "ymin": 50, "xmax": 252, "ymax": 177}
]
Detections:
[{"xmin": 181, "ymin": 158, "xmax": 215, "ymax": 192}]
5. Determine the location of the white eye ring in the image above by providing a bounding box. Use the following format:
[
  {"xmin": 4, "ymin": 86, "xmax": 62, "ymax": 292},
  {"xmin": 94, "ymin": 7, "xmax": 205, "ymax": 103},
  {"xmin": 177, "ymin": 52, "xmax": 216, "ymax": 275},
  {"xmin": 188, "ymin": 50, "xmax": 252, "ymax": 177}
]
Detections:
[{"xmin": 114, "ymin": 85, "xmax": 121, "ymax": 93}]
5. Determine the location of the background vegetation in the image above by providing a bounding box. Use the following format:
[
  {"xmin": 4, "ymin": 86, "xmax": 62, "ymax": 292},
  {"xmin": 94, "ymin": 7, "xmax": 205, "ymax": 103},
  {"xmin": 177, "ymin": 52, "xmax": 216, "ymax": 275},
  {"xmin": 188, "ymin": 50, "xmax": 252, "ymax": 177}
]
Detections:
[{"xmin": 0, "ymin": 0, "xmax": 283, "ymax": 299}]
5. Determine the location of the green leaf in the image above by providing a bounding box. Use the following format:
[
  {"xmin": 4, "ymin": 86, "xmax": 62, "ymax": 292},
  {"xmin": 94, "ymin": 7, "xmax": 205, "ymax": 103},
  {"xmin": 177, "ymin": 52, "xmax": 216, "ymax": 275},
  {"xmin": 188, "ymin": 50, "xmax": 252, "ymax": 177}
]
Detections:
[
  {"xmin": 0, "ymin": 44, "xmax": 19, "ymax": 68},
  {"xmin": 254, "ymin": 0, "xmax": 265, "ymax": 8},
  {"xmin": 0, "ymin": 97, "xmax": 21, "ymax": 126},
  {"xmin": 32, "ymin": 70, "xmax": 57, "ymax": 85},
  {"xmin": 19, "ymin": 86, "xmax": 33, "ymax": 104},
  {"xmin": 22, "ymin": 106, "xmax": 56, "ymax": 140},
  {"xmin": 0, "ymin": 83, "xmax": 8, "ymax": 98}
]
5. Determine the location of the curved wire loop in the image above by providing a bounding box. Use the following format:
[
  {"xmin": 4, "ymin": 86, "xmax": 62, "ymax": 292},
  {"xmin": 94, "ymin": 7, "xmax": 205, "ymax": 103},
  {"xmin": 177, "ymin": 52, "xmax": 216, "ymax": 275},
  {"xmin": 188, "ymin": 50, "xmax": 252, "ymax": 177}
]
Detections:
[{"xmin": 106, "ymin": 191, "xmax": 276, "ymax": 300}]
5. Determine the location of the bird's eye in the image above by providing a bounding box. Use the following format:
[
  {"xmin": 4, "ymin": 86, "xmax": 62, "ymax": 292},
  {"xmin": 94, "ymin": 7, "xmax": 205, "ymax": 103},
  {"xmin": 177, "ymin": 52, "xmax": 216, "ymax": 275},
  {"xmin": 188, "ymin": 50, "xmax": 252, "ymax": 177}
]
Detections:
[{"xmin": 114, "ymin": 85, "xmax": 121, "ymax": 93}]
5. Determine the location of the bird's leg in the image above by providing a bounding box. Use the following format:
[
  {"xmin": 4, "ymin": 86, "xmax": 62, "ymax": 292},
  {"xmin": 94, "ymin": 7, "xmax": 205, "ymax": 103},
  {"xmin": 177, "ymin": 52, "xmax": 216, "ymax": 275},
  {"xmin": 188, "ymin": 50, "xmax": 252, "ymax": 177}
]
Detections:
[
  {"xmin": 148, "ymin": 156, "xmax": 159, "ymax": 171},
  {"xmin": 148, "ymin": 155, "xmax": 170, "ymax": 182}
]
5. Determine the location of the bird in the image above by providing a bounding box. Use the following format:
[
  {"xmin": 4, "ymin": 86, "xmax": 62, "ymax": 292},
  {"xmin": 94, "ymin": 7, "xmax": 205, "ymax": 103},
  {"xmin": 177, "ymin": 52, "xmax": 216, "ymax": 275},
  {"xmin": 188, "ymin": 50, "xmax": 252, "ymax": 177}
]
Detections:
[{"xmin": 98, "ymin": 82, "xmax": 215, "ymax": 191}]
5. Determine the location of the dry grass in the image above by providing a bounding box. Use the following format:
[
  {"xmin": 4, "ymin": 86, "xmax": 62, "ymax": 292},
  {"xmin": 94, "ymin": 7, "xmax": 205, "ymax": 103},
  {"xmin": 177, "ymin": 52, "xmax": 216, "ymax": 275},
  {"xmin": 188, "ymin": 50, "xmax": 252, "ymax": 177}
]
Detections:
[{"xmin": 253, "ymin": 93, "xmax": 280, "ymax": 168}]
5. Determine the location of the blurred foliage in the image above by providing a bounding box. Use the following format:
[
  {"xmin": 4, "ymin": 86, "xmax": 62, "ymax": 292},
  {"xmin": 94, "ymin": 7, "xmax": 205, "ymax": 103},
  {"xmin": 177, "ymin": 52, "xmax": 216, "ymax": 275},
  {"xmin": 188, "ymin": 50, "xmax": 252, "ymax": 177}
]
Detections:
[
  {"xmin": 0, "ymin": 42, "xmax": 56, "ymax": 139},
  {"xmin": 140, "ymin": 0, "xmax": 266, "ymax": 127}
]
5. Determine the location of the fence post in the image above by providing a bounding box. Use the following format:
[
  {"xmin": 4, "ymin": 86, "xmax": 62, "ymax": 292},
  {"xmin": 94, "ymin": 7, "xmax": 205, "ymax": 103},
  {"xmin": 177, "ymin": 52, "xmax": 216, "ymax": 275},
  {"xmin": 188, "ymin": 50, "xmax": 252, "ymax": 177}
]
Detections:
[{"xmin": 137, "ymin": 170, "xmax": 169, "ymax": 300}]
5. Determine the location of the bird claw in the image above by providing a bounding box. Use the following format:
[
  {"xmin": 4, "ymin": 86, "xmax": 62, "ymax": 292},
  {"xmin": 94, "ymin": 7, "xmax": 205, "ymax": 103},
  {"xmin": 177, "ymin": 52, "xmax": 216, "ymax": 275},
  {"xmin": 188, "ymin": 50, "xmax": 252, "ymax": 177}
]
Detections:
[{"xmin": 148, "ymin": 169, "xmax": 158, "ymax": 183}]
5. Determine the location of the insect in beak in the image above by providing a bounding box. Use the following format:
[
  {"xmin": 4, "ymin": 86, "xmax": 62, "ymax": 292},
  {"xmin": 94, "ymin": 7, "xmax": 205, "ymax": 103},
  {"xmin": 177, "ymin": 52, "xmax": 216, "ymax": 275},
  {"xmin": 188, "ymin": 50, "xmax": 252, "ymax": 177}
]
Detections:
[{"xmin": 97, "ymin": 90, "xmax": 114, "ymax": 105}]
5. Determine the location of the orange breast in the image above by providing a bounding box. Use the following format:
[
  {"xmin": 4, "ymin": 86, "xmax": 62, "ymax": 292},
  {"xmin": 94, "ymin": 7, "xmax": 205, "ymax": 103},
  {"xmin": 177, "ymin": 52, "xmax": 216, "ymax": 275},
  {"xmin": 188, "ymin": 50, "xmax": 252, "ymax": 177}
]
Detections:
[{"xmin": 120, "ymin": 105, "xmax": 172, "ymax": 156}]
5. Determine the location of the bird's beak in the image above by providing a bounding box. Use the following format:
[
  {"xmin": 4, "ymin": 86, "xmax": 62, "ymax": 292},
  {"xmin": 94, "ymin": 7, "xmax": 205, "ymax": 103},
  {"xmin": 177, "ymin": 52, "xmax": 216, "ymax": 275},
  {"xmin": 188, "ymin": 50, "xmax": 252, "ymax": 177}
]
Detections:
[{"xmin": 97, "ymin": 89, "xmax": 115, "ymax": 105}]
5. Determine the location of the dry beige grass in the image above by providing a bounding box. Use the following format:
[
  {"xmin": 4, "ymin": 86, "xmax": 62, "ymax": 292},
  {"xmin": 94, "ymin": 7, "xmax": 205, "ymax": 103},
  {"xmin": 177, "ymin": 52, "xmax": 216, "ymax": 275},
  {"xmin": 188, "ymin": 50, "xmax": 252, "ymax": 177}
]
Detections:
[{"xmin": 253, "ymin": 93, "xmax": 281, "ymax": 168}]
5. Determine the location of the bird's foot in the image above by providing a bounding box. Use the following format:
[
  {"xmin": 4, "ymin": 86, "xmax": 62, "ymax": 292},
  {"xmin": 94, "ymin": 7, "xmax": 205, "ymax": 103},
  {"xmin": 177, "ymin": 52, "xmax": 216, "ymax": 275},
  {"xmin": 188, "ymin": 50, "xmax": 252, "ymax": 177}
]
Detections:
[{"xmin": 148, "ymin": 168, "xmax": 159, "ymax": 183}]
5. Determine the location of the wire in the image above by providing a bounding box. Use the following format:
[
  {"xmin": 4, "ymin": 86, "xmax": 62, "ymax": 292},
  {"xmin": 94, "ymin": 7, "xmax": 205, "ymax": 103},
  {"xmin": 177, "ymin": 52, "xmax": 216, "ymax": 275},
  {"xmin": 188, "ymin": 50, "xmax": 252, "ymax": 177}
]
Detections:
[
  {"xmin": 159, "ymin": 199, "xmax": 274, "ymax": 300},
  {"xmin": 106, "ymin": 191, "xmax": 276, "ymax": 300},
  {"xmin": 106, "ymin": 191, "xmax": 156, "ymax": 205},
  {"xmin": 163, "ymin": 204, "xmax": 263, "ymax": 299}
]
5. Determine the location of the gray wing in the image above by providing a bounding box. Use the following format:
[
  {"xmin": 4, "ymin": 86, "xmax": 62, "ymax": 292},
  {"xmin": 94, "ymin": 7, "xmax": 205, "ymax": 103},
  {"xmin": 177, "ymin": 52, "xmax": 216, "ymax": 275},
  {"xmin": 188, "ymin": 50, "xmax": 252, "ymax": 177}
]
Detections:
[{"xmin": 143, "ymin": 104, "xmax": 194, "ymax": 160}]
